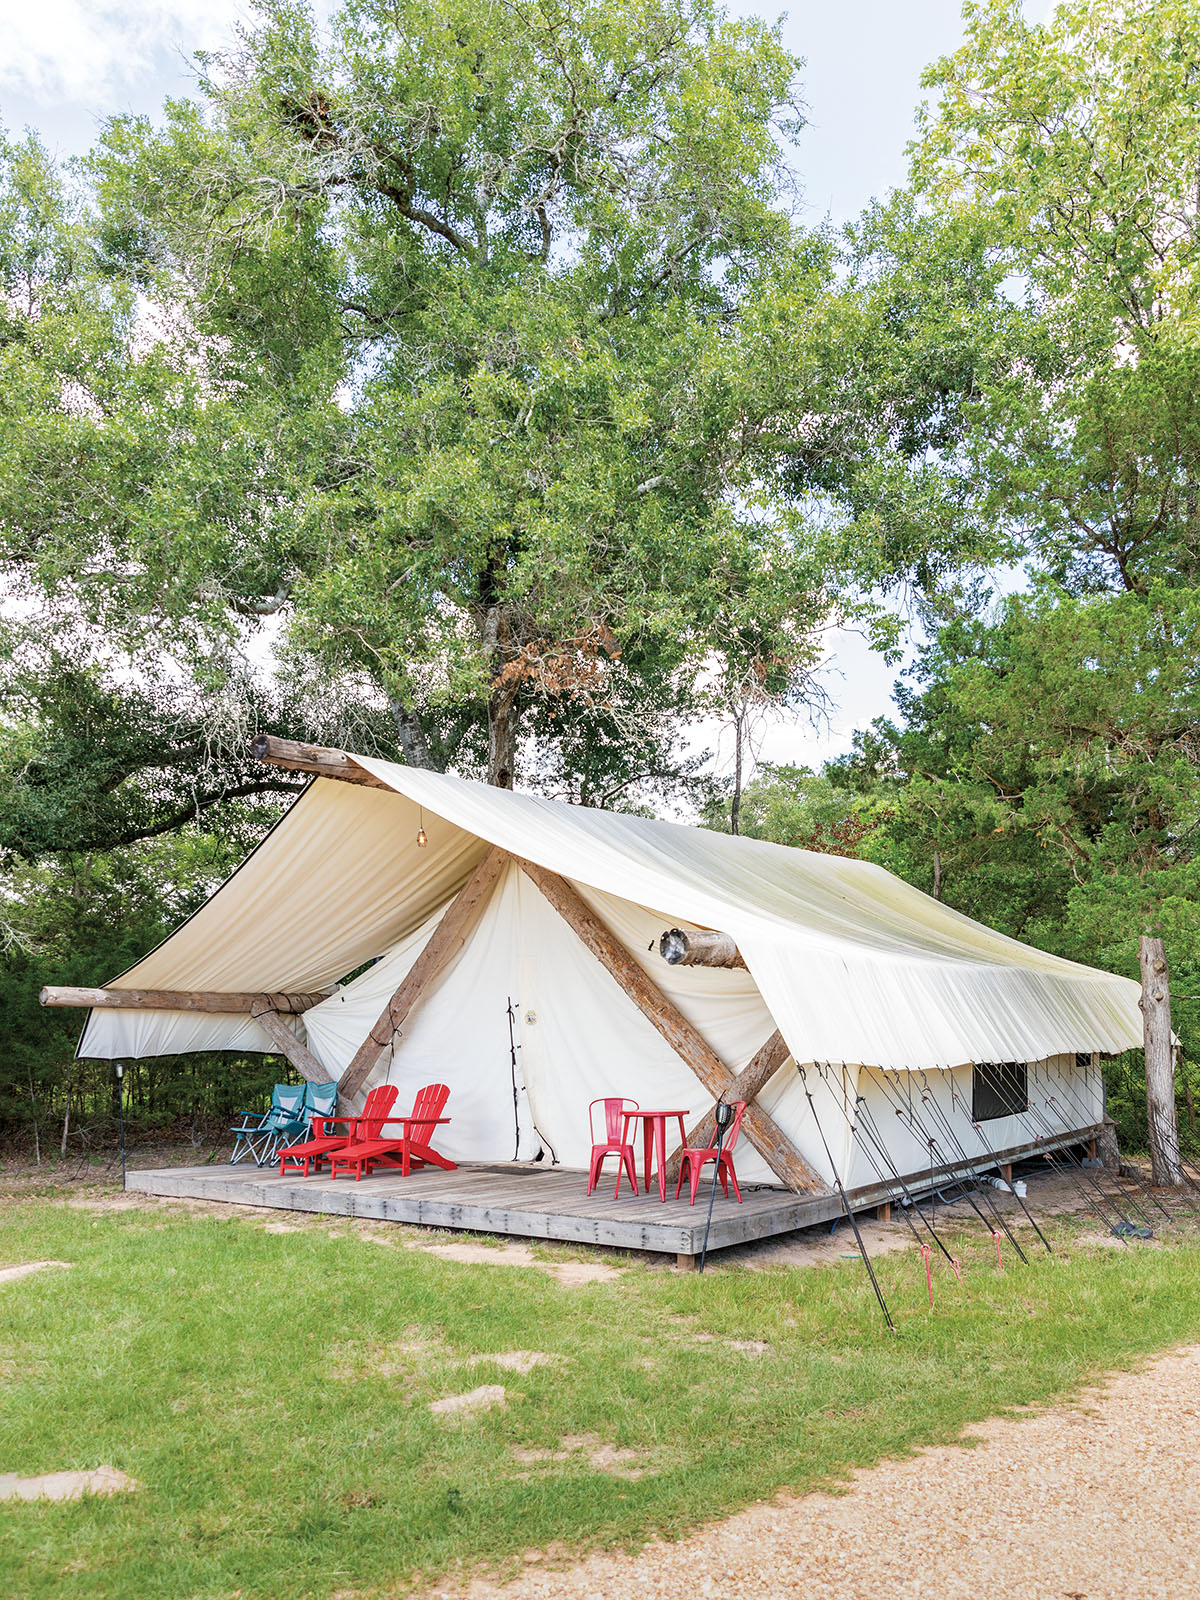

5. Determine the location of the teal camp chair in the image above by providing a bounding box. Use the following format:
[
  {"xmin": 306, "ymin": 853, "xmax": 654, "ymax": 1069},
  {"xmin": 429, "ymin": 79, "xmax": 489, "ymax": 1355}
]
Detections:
[
  {"xmin": 303, "ymin": 1081, "xmax": 338, "ymax": 1130},
  {"xmin": 229, "ymin": 1085, "xmax": 307, "ymax": 1166}
]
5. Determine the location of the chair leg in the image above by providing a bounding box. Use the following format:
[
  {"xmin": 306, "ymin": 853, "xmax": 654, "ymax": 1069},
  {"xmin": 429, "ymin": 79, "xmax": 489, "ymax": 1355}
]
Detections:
[
  {"xmin": 617, "ymin": 1147, "xmax": 638, "ymax": 1198},
  {"xmin": 587, "ymin": 1150, "xmax": 601, "ymax": 1196},
  {"xmin": 689, "ymin": 1157, "xmax": 705, "ymax": 1205},
  {"xmin": 675, "ymin": 1159, "xmax": 687, "ymax": 1201},
  {"xmin": 725, "ymin": 1157, "xmax": 742, "ymax": 1202}
]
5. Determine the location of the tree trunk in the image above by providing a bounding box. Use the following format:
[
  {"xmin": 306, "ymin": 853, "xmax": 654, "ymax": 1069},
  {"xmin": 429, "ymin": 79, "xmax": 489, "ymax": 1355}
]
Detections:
[
  {"xmin": 730, "ymin": 705, "xmax": 745, "ymax": 835},
  {"xmin": 487, "ymin": 688, "xmax": 518, "ymax": 789},
  {"xmin": 1139, "ymin": 934, "xmax": 1183, "ymax": 1186}
]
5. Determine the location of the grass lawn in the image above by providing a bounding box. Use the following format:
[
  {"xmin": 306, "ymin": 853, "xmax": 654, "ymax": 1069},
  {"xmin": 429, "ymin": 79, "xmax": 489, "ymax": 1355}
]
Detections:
[{"xmin": 3, "ymin": 1191, "xmax": 1200, "ymax": 1600}]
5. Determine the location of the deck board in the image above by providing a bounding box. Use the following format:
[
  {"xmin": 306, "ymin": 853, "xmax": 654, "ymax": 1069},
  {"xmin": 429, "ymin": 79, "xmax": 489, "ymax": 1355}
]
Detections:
[{"xmin": 127, "ymin": 1124, "xmax": 1097, "ymax": 1262}]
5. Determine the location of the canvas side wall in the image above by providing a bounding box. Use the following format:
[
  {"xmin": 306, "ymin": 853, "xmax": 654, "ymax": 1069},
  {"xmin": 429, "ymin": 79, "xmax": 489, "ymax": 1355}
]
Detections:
[{"xmin": 844, "ymin": 1054, "xmax": 1105, "ymax": 1190}]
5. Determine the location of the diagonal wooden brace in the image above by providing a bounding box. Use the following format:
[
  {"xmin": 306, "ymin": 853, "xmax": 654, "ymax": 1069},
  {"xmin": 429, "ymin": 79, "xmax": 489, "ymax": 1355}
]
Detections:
[
  {"xmin": 517, "ymin": 859, "xmax": 826, "ymax": 1195},
  {"xmin": 338, "ymin": 846, "xmax": 510, "ymax": 1103},
  {"xmin": 662, "ymin": 1027, "xmax": 793, "ymax": 1181},
  {"xmin": 249, "ymin": 1006, "xmax": 334, "ymax": 1084}
]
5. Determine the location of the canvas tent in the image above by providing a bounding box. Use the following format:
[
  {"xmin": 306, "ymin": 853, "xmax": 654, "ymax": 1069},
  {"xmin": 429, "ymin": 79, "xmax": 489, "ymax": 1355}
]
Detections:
[{"xmin": 62, "ymin": 748, "xmax": 1144, "ymax": 1192}]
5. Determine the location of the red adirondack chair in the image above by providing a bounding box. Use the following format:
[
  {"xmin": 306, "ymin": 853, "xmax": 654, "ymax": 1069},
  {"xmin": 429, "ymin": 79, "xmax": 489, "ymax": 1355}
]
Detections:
[
  {"xmin": 587, "ymin": 1097, "xmax": 639, "ymax": 1198},
  {"xmin": 675, "ymin": 1100, "xmax": 747, "ymax": 1205},
  {"xmin": 278, "ymin": 1083, "xmax": 400, "ymax": 1177},
  {"xmin": 327, "ymin": 1083, "xmax": 454, "ymax": 1181}
]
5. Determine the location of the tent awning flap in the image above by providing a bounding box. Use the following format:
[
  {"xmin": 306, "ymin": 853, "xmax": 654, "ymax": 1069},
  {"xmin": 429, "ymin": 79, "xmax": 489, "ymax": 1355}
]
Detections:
[{"xmin": 77, "ymin": 758, "xmax": 1143, "ymax": 1077}]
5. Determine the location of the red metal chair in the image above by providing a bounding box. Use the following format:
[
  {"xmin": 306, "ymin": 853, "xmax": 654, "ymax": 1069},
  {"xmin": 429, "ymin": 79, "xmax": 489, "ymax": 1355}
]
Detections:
[
  {"xmin": 278, "ymin": 1083, "xmax": 399, "ymax": 1177},
  {"xmin": 587, "ymin": 1097, "xmax": 639, "ymax": 1198},
  {"xmin": 675, "ymin": 1101, "xmax": 747, "ymax": 1205},
  {"xmin": 327, "ymin": 1083, "xmax": 454, "ymax": 1180}
]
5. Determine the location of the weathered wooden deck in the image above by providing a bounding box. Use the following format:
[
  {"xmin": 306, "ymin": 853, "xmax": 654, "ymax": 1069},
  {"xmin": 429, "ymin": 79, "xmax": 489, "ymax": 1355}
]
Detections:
[
  {"xmin": 127, "ymin": 1122, "xmax": 1098, "ymax": 1266},
  {"xmin": 127, "ymin": 1161, "xmax": 826, "ymax": 1263}
]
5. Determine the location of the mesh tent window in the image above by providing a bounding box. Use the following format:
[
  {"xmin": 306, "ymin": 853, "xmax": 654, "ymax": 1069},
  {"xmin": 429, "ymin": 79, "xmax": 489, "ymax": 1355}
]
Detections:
[{"xmin": 972, "ymin": 1061, "xmax": 1028, "ymax": 1121}]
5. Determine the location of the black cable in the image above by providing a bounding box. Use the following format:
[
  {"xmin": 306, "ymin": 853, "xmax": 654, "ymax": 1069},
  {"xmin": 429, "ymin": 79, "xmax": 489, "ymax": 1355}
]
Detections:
[
  {"xmin": 818, "ymin": 1064, "xmax": 957, "ymax": 1263},
  {"xmin": 946, "ymin": 1077, "xmax": 1054, "ymax": 1254},
  {"xmin": 1025, "ymin": 1065, "xmax": 1153, "ymax": 1234},
  {"xmin": 912, "ymin": 1069, "xmax": 1031, "ymax": 1264},
  {"xmin": 1010, "ymin": 1080, "xmax": 1135, "ymax": 1238},
  {"xmin": 800, "ymin": 1065, "xmax": 896, "ymax": 1334},
  {"xmin": 698, "ymin": 1099, "xmax": 734, "ymax": 1273},
  {"xmin": 506, "ymin": 998, "xmax": 521, "ymax": 1161},
  {"xmin": 1046, "ymin": 1063, "xmax": 1174, "ymax": 1222},
  {"xmin": 874, "ymin": 1068, "xmax": 1028, "ymax": 1264},
  {"xmin": 815, "ymin": 1064, "xmax": 950, "ymax": 1259}
]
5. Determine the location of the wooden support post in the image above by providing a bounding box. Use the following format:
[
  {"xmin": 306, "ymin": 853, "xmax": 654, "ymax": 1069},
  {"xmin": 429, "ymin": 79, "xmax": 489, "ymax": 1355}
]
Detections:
[
  {"xmin": 1140, "ymin": 933, "xmax": 1183, "ymax": 1186},
  {"xmin": 876, "ymin": 1201, "xmax": 891, "ymax": 1223},
  {"xmin": 663, "ymin": 1028, "xmax": 792, "ymax": 1180},
  {"xmin": 1001, "ymin": 1163, "xmax": 1013, "ymax": 1186},
  {"xmin": 676, "ymin": 1253, "xmax": 697, "ymax": 1271},
  {"xmin": 250, "ymin": 1008, "xmax": 333, "ymax": 1084},
  {"xmin": 1087, "ymin": 1137, "xmax": 1098, "ymax": 1161},
  {"xmin": 248, "ymin": 734, "xmax": 391, "ymax": 789},
  {"xmin": 518, "ymin": 859, "xmax": 827, "ymax": 1195},
  {"xmin": 338, "ymin": 847, "xmax": 510, "ymax": 1102},
  {"xmin": 40, "ymin": 986, "xmax": 328, "ymax": 1015}
]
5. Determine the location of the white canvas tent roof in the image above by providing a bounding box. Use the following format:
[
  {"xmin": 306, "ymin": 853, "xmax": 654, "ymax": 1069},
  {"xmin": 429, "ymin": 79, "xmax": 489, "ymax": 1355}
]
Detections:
[{"xmin": 79, "ymin": 754, "xmax": 1143, "ymax": 1084}]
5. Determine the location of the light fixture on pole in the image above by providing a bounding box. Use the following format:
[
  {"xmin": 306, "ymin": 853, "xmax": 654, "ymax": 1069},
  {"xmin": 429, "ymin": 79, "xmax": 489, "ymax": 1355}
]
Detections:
[{"xmin": 416, "ymin": 805, "xmax": 427, "ymax": 849}]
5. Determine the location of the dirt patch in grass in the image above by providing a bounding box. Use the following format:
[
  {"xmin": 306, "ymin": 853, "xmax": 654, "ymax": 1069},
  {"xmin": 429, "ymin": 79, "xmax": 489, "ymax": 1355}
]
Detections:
[
  {"xmin": 332, "ymin": 1328, "xmax": 453, "ymax": 1381},
  {"xmin": 512, "ymin": 1433, "xmax": 654, "ymax": 1480},
  {"xmin": 430, "ymin": 1385, "xmax": 507, "ymax": 1418},
  {"xmin": 411, "ymin": 1239, "xmax": 622, "ymax": 1285},
  {"xmin": 0, "ymin": 1466, "xmax": 139, "ymax": 1501},
  {"xmin": 0, "ymin": 1260, "xmax": 72, "ymax": 1285},
  {"xmin": 472, "ymin": 1351, "xmax": 559, "ymax": 1374}
]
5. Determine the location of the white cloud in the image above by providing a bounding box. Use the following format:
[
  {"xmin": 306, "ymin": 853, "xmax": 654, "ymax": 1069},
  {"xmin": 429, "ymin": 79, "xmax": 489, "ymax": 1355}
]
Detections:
[{"xmin": 0, "ymin": 0, "xmax": 248, "ymax": 106}]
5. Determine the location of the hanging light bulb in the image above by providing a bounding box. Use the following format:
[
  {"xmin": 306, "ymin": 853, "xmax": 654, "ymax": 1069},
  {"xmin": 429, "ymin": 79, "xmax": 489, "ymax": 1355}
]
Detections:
[{"xmin": 416, "ymin": 806, "xmax": 427, "ymax": 848}]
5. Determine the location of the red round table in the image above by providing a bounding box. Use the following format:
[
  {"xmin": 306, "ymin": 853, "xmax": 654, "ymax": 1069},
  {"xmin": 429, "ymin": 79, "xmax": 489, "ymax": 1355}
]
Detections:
[{"xmin": 622, "ymin": 1108, "xmax": 690, "ymax": 1202}]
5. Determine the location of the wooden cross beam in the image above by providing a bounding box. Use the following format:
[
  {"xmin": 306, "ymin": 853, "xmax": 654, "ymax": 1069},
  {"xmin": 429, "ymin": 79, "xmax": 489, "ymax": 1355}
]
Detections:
[
  {"xmin": 517, "ymin": 860, "xmax": 827, "ymax": 1194},
  {"xmin": 249, "ymin": 1007, "xmax": 333, "ymax": 1084},
  {"xmin": 337, "ymin": 846, "xmax": 510, "ymax": 1103},
  {"xmin": 40, "ymin": 986, "xmax": 328, "ymax": 1014},
  {"xmin": 662, "ymin": 1027, "xmax": 793, "ymax": 1180}
]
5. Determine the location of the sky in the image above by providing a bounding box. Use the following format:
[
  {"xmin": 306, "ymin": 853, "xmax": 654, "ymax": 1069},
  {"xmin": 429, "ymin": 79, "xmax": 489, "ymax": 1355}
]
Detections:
[{"xmin": 0, "ymin": 0, "xmax": 1053, "ymax": 776}]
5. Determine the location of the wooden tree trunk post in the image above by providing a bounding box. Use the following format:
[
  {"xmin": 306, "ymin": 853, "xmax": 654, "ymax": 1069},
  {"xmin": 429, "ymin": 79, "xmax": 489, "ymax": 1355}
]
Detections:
[
  {"xmin": 1140, "ymin": 934, "xmax": 1183, "ymax": 1187},
  {"xmin": 662, "ymin": 1028, "xmax": 792, "ymax": 1181},
  {"xmin": 659, "ymin": 928, "xmax": 746, "ymax": 969},
  {"xmin": 40, "ymin": 987, "xmax": 328, "ymax": 1014}
]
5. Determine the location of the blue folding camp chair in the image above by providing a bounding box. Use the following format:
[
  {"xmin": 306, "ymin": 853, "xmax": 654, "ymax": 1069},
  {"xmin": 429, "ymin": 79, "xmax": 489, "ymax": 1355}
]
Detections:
[{"xmin": 229, "ymin": 1084, "xmax": 307, "ymax": 1166}]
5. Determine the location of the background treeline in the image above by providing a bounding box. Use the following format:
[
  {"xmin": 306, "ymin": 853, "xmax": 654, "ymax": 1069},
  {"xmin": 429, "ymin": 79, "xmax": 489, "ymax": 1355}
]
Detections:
[{"xmin": 3, "ymin": 0, "xmax": 1199, "ymax": 1157}]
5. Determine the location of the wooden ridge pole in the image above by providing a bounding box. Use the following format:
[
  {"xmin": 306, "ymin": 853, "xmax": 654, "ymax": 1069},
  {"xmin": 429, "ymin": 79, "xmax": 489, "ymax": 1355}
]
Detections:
[
  {"xmin": 658, "ymin": 928, "xmax": 746, "ymax": 969},
  {"xmin": 338, "ymin": 846, "xmax": 510, "ymax": 1103},
  {"xmin": 517, "ymin": 860, "xmax": 826, "ymax": 1194},
  {"xmin": 248, "ymin": 734, "xmax": 391, "ymax": 789},
  {"xmin": 40, "ymin": 986, "xmax": 328, "ymax": 1015}
]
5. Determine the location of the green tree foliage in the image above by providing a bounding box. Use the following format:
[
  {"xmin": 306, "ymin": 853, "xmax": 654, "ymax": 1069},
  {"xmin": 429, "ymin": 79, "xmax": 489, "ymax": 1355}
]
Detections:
[{"xmin": 83, "ymin": 0, "xmax": 844, "ymax": 796}]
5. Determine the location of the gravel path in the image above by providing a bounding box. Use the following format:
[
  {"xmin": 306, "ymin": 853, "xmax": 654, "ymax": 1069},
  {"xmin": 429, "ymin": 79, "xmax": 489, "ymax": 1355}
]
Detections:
[{"xmin": 432, "ymin": 1345, "xmax": 1200, "ymax": 1600}]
